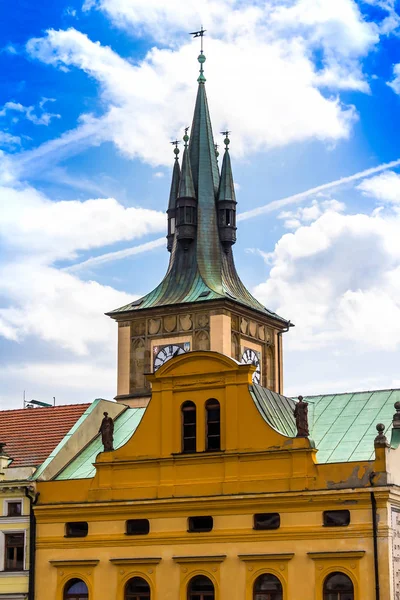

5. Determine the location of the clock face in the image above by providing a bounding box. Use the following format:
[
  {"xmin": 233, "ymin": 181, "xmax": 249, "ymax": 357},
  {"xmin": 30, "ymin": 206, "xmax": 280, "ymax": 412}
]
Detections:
[
  {"xmin": 241, "ymin": 347, "xmax": 261, "ymax": 384},
  {"xmin": 153, "ymin": 343, "xmax": 189, "ymax": 371}
]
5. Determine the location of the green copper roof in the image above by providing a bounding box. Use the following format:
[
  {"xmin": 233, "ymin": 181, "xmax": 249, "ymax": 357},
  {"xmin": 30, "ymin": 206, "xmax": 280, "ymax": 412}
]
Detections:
[
  {"xmin": 251, "ymin": 386, "xmax": 400, "ymax": 464},
  {"xmin": 218, "ymin": 148, "xmax": 236, "ymax": 204},
  {"xmin": 178, "ymin": 145, "xmax": 195, "ymax": 199},
  {"xmin": 56, "ymin": 407, "xmax": 145, "ymax": 480},
  {"xmin": 168, "ymin": 156, "xmax": 180, "ymax": 211},
  {"xmin": 109, "ymin": 72, "xmax": 288, "ymax": 324}
]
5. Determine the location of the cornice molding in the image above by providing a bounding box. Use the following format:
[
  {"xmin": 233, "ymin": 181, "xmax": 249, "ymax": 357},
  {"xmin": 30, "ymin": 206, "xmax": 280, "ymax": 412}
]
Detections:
[
  {"xmin": 50, "ymin": 559, "xmax": 99, "ymax": 568},
  {"xmin": 308, "ymin": 551, "xmax": 365, "ymax": 560},
  {"xmin": 238, "ymin": 553, "xmax": 294, "ymax": 562},
  {"xmin": 110, "ymin": 558, "xmax": 161, "ymax": 566},
  {"xmin": 173, "ymin": 555, "xmax": 226, "ymax": 564}
]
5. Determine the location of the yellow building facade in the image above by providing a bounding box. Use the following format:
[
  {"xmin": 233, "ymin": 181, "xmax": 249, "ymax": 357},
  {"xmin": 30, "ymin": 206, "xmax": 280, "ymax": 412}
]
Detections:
[
  {"xmin": 34, "ymin": 352, "xmax": 400, "ymax": 600},
  {"xmin": 32, "ymin": 46, "xmax": 400, "ymax": 600}
]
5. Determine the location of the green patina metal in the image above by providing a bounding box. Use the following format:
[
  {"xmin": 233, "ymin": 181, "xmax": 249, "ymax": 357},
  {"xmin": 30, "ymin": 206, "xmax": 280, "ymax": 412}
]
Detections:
[
  {"xmin": 168, "ymin": 150, "xmax": 180, "ymax": 212},
  {"xmin": 178, "ymin": 142, "xmax": 195, "ymax": 200},
  {"xmin": 218, "ymin": 146, "xmax": 236, "ymax": 205},
  {"xmin": 56, "ymin": 407, "xmax": 145, "ymax": 480},
  {"xmin": 108, "ymin": 56, "xmax": 288, "ymax": 324},
  {"xmin": 251, "ymin": 386, "xmax": 400, "ymax": 464}
]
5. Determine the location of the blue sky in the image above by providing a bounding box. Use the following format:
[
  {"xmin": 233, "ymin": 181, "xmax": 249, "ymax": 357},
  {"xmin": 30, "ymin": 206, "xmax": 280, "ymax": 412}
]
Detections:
[{"xmin": 1, "ymin": 0, "xmax": 400, "ymax": 408}]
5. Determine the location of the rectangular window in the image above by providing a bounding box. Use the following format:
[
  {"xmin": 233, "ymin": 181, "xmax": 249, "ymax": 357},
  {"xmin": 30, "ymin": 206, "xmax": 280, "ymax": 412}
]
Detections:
[
  {"xmin": 323, "ymin": 510, "xmax": 350, "ymax": 527},
  {"xmin": 188, "ymin": 516, "xmax": 213, "ymax": 533},
  {"xmin": 65, "ymin": 522, "xmax": 88, "ymax": 537},
  {"xmin": 4, "ymin": 533, "xmax": 24, "ymax": 571},
  {"xmin": 253, "ymin": 513, "xmax": 280, "ymax": 530},
  {"xmin": 126, "ymin": 519, "xmax": 150, "ymax": 535},
  {"xmin": 7, "ymin": 502, "xmax": 22, "ymax": 517},
  {"xmin": 225, "ymin": 209, "xmax": 232, "ymax": 226}
]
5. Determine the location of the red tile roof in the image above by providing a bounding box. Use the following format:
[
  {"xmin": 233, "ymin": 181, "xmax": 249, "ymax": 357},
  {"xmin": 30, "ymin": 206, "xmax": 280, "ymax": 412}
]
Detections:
[{"xmin": 0, "ymin": 403, "xmax": 90, "ymax": 467}]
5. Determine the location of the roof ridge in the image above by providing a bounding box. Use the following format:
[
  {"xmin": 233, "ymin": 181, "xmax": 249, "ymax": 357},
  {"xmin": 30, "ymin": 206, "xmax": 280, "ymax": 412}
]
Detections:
[
  {"xmin": 301, "ymin": 387, "xmax": 400, "ymax": 399},
  {"xmin": 0, "ymin": 402, "xmax": 92, "ymax": 414}
]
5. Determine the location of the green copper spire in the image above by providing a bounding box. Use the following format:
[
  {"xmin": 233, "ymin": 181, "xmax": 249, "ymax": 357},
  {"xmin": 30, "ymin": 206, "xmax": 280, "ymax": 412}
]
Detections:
[
  {"xmin": 108, "ymin": 39, "xmax": 289, "ymax": 326},
  {"xmin": 168, "ymin": 140, "xmax": 180, "ymax": 211},
  {"xmin": 218, "ymin": 133, "xmax": 236, "ymax": 204},
  {"xmin": 166, "ymin": 140, "xmax": 181, "ymax": 252},
  {"xmin": 178, "ymin": 128, "xmax": 195, "ymax": 200}
]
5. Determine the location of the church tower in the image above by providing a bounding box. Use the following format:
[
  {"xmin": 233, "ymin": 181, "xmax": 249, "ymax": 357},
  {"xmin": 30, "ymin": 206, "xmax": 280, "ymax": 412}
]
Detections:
[{"xmin": 107, "ymin": 48, "xmax": 291, "ymax": 406}]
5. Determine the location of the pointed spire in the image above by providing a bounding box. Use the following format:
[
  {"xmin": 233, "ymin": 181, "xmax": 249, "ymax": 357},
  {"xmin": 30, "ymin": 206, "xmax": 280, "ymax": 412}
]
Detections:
[
  {"xmin": 218, "ymin": 132, "xmax": 236, "ymax": 204},
  {"xmin": 167, "ymin": 141, "xmax": 180, "ymax": 252},
  {"xmin": 168, "ymin": 141, "xmax": 180, "ymax": 211},
  {"xmin": 178, "ymin": 128, "xmax": 195, "ymax": 199}
]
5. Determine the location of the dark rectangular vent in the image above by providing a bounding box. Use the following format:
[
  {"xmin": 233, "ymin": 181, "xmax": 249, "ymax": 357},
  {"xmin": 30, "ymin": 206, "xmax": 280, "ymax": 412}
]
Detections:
[
  {"xmin": 65, "ymin": 522, "xmax": 88, "ymax": 537},
  {"xmin": 188, "ymin": 516, "xmax": 213, "ymax": 532},
  {"xmin": 323, "ymin": 510, "xmax": 350, "ymax": 527},
  {"xmin": 126, "ymin": 519, "xmax": 150, "ymax": 535},
  {"xmin": 130, "ymin": 299, "xmax": 143, "ymax": 307},
  {"xmin": 253, "ymin": 513, "xmax": 280, "ymax": 530}
]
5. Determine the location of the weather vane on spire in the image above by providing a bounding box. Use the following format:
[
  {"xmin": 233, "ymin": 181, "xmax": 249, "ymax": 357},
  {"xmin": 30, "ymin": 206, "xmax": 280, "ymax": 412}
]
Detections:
[
  {"xmin": 183, "ymin": 126, "xmax": 190, "ymax": 148},
  {"xmin": 221, "ymin": 131, "xmax": 231, "ymax": 150},
  {"xmin": 190, "ymin": 26, "xmax": 207, "ymax": 83},
  {"xmin": 170, "ymin": 139, "xmax": 180, "ymax": 159}
]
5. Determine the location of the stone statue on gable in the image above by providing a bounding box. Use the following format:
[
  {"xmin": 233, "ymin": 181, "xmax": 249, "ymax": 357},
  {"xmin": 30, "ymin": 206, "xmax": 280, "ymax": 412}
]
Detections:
[
  {"xmin": 294, "ymin": 396, "xmax": 309, "ymax": 438},
  {"xmin": 99, "ymin": 412, "xmax": 114, "ymax": 452}
]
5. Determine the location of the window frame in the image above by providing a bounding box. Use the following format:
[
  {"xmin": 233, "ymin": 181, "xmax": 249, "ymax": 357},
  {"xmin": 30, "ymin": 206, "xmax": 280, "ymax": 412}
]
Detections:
[
  {"xmin": 205, "ymin": 399, "xmax": 221, "ymax": 452},
  {"xmin": 323, "ymin": 510, "xmax": 351, "ymax": 527},
  {"xmin": 3, "ymin": 498, "xmax": 23, "ymax": 517},
  {"xmin": 125, "ymin": 576, "xmax": 151, "ymax": 600},
  {"xmin": 126, "ymin": 519, "xmax": 150, "ymax": 535},
  {"xmin": 188, "ymin": 516, "xmax": 214, "ymax": 533},
  {"xmin": 323, "ymin": 571, "xmax": 354, "ymax": 600},
  {"xmin": 63, "ymin": 577, "xmax": 89, "ymax": 600},
  {"xmin": 253, "ymin": 572, "xmax": 283, "ymax": 600},
  {"xmin": 187, "ymin": 574, "xmax": 215, "ymax": 600},
  {"xmin": 181, "ymin": 401, "xmax": 197, "ymax": 453},
  {"xmin": 4, "ymin": 531, "xmax": 25, "ymax": 572},
  {"xmin": 253, "ymin": 513, "xmax": 281, "ymax": 531},
  {"xmin": 65, "ymin": 522, "xmax": 89, "ymax": 538}
]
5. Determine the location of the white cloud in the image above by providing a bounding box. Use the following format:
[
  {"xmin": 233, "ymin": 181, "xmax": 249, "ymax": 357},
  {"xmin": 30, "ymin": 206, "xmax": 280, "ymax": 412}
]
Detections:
[
  {"xmin": 254, "ymin": 206, "xmax": 400, "ymax": 352},
  {"xmin": 0, "ymin": 131, "xmax": 21, "ymax": 148},
  {"xmin": 0, "ymin": 98, "xmax": 60, "ymax": 126},
  {"xmin": 25, "ymin": 27, "xmax": 358, "ymax": 167},
  {"xmin": 388, "ymin": 63, "xmax": 400, "ymax": 94},
  {"xmin": 278, "ymin": 198, "xmax": 345, "ymax": 228},
  {"xmin": 0, "ymin": 184, "xmax": 166, "ymax": 261},
  {"xmin": 0, "ymin": 260, "xmax": 130, "ymax": 355},
  {"xmin": 357, "ymin": 170, "xmax": 400, "ymax": 204}
]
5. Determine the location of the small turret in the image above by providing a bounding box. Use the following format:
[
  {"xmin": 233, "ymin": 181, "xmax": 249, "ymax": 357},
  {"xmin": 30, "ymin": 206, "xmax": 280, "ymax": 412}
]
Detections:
[
  {"xmin": 167, "ymin": 141, "xmax": 180, "ymax": 252},
  {"xmin": 176, "ymin": 128, "xmax": 197, "ymax": 251},
  {"xmin": 217, "ymin": 132, "xmax": 237, "ymax": 252}
]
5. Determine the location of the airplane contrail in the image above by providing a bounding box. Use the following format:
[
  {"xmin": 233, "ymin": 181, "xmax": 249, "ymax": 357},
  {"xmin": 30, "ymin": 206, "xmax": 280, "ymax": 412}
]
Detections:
[
  {"xmin": 65, "ymin": 237, "xmax": 165, "ymax": 273},
  {"xmin": 67, "ymin": 158, "xmax": 400, "ymax": 272},
  {"xmin": 238, "ymin": 157, "xmax": 400, "ymax": 221}
]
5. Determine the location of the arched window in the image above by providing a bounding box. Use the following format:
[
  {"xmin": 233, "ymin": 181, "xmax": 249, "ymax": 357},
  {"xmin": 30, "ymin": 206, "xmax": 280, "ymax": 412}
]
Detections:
[
  {"xmin": 125, "ymin": 577, "xmax": 151, "ymax": 600},
  {"xmin": 253, "ymin": 574, "xmax": 283, "ymax": 600},
  {"xmin": 206, "ymin": 399, "xmax": 220, "ymax": 451},
  {"xmin": 323, "ymin": 572, "xmax": 354, "ymax": 600},
  {"xmin": 188, "ymin": 575, "xmax": 215, "ymax": 600},
  {"xmin": 64, "ymin": 579, "xmax": 89, "ymax": 600},
  {"xmin": 182, "ymin": 401, "xmax": 196, "ymax": 453}
]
